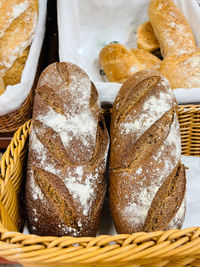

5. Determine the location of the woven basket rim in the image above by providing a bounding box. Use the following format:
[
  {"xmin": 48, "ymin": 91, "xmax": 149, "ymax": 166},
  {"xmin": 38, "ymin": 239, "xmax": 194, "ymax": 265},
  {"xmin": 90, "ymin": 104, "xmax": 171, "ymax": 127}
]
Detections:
[{"xmin": 0, "ymin": 107, "xmax": 200, "ymax": 264}]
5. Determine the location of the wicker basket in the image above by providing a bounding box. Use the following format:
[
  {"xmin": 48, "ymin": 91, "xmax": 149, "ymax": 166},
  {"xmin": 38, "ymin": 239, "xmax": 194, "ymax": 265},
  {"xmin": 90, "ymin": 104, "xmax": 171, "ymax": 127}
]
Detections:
[
  {"xmin": 0, "ymin": 87, "xmax": 34, "ymax": 133},
  {"xmin": 0, "ymin": 105, "xmax": 200, "ymax": 267}
]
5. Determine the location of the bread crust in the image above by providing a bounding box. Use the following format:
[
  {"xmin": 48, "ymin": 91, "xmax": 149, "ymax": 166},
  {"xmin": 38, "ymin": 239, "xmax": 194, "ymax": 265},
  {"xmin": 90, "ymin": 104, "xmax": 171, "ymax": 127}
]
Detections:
[
  {"xmin": 160, "ymin": 50, "xmax": 200, "ymax": 89},
  {"xmin": 149, "ymin": 0, "xmax": 197, "ymax": 58},
  {"xmin": 0, "ymin": 0, "xmax": 38, "ymax": 87},
  {"xmin": 109, "ymin": 70, "xmax": 186, "ymax": 233},
  {"xmin": 137, "ymin": 21, "xmax": 159, "ymax": 52},
  {"xmin": 99, "ymin": 43, "xmax": 161, "ymax": 83},
  {"xmin": 26, "ymin": 62, "xmax": 109, "ymax": 237}
]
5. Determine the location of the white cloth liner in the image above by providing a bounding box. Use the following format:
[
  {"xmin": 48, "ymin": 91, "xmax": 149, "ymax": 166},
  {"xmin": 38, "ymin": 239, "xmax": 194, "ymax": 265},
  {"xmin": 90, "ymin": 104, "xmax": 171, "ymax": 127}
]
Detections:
[
  {"xmin": 0, "ymin": 0, "xmax": 47, "ymax": 116},
  {"xmin": 56, "ymin": 0, "xmax": 200, "ymax": 231}
]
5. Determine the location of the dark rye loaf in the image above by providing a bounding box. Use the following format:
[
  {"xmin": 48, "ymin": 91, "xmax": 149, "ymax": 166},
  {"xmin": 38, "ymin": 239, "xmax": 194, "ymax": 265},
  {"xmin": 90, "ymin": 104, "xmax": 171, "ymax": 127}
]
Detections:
[
  {"xmin": 109, "ymin": 70, "xmax": 186, "ymax": 234},
  {"xmin": 26, "ymin": 62, "xmax": 109, "ymax": 237}
]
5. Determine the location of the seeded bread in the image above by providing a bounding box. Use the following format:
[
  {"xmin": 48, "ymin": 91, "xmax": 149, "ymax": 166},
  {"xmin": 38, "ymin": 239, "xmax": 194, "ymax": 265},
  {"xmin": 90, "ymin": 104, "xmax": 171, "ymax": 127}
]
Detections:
[
  {"xmin": 26, "ymin": 62, "xmax": 109, "ymax": 237},
  {"xmin": 109, "ymin": 70, "xmax": 186, "ymax": 233}
]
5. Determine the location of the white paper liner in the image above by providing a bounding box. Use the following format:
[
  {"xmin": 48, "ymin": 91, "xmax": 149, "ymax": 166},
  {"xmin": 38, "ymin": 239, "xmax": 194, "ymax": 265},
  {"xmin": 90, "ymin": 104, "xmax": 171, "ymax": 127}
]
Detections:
[
  {"xmin": 0, "ymin": 0, "xmax": 47, "ymax": 117},
  {"xmin": 58, "ymin": 0, "xmax": 200, "ymax": 105}
]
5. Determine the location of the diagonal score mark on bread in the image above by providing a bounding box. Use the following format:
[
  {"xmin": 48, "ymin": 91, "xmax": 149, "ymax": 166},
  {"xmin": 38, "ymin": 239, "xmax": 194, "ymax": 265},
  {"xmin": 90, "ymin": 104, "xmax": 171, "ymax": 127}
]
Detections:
[
  {"xmin": 111, "ymin": 76, "xmax": 160, "ymax": 135},
  {"xmin": 35, "ymin": 87, "xmax": 108, "ymax": 168},
  {"xmin": 144, "ymin": 163, "xmax": 186, "ymax": 231},
  {"xmin": 34, "ymin": 168, "xmax": 79, "ymax": 233},
  {"xmin": 111, "ymin": 108, "xmax": 174, "ymax": 172}
]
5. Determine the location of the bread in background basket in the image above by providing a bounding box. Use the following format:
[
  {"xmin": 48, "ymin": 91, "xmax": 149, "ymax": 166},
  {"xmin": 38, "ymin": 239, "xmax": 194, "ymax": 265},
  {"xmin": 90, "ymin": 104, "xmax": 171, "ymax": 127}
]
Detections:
[
  {"xmin": 0, "ymin": 0, "xmax": 38, "ymax": 95},
  {"xmin": 99, "ymin": 0, "xmax": 200, "ymax": 91},
  {"xmin": 26, "ymin": 62, "xmax": 109, "ymax": 237}
]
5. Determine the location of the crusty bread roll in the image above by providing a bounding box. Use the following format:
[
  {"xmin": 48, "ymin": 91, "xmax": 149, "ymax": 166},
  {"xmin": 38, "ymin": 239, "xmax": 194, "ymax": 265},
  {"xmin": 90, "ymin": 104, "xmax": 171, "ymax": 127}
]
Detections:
[
  {"xmin": 160, "ymin": 50, "xmax": 200, "ymax": 89},
  {"xmin": 0, "ymin": 0, "xmax": 38, "ymax": 89},
  {"xmin": 149, "ymin": 0, "xmax": 197, "ymax": 58},
  {"xmin": 110, "ymin": 70, "xmax": 186, "ymax": 233},
  {"xmin": 99, "ymin": 43, "xmax": 161, "ymax": 83},
  {"xmin": 26, "ymin": 62, "xmax": 109, "ymax": 237},
  {"xmin": 137, "ymin": 21, "xmax": 159, "ymax": 53}
]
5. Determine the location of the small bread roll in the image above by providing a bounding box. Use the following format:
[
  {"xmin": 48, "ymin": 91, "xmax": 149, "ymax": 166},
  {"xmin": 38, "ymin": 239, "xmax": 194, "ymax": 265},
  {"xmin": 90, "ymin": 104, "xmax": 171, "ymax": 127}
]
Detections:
[
  {"xmin": 149, "ymin": 0, "xmax": 197, "ymax": 58},
  {"xmin": 99, "ymin": 43, "xmax": 161, "ymax": 83},
  {"xmin": 137, "ymin": 21, "xmax": 159, "ymax": 52},
  {"xmin": 160, "ymin": 50, "xmax": 200, "ymax": 89},
  {"xmin": 99, "ymin": 43, "xmax": 143, "ymax": 83}
]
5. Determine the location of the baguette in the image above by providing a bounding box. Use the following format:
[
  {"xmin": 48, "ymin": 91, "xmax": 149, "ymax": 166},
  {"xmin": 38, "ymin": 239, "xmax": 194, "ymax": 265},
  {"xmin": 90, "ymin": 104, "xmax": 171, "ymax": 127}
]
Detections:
[
  {"xmin": 149, "ymin": 0, "xmax": 197, "ymax": 57},
  {"xmin": 26, "ymin": 62, "xmax": 109, "ymax": 237},
  {"xmin": 109, "ymin": 70, "xmax": 186, "ymax": 233}
]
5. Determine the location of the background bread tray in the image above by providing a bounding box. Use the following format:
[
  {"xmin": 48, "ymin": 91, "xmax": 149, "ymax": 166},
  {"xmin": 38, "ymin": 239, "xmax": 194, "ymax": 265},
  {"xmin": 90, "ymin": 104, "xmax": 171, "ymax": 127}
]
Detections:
[{"xmin": 0, "ymin": 104, "xmax": 199, "ymax": 267}]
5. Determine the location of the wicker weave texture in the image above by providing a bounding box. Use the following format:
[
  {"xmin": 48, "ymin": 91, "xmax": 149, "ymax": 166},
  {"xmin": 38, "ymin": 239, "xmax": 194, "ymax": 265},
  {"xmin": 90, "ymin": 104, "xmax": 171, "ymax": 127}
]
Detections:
[
  {"xmin": 0, "ymin": 89, "xmax": 34, "ymax": 133},
  {"xmin": 178, "ymin": 105, "xmax": 200, "ymax": 156},
  {"xmin": 0, "ymin": 106, "xmax": 200, "ymax": 266}
]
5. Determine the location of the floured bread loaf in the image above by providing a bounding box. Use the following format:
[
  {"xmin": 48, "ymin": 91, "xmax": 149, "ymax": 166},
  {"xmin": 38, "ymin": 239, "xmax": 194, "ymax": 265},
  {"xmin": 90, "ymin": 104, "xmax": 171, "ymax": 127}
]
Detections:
[
  {"xmin": 109, "ymin": 70, "xmax": 186, "ymax": 233},
  {"xmin": 160, "ymin": 50, "xmax": 200, "ymax": 89},
  {"xmin": 0, "ymin": 0, "xmax": 38, "ymax": 93},
  {"xmin": 149, "ymin": 0, "xmax": 197, "ymax": 58},
  {"xmin": 99, "ymin": 43, "xmax": 161, "ymax": 83},
  {"xmin": 26, "ymin": 62, "xmax": 109, "ymax": 237}
]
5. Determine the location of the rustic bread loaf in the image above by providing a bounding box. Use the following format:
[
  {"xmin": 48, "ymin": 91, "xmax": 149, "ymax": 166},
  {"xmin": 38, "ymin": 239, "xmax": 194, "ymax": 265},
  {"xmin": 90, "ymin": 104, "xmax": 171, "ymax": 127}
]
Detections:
[
  {"xmin": 160, "ymin": 50, "xmax": 200, "ymax": 89},
  {"xmin": 137, "ymin": 21, "xmax": 159, "ymax": 53},
  {"xmin": 99, "ymin": 43, "xmax": 161, "ymax": 83},
  {"xmin": 26, "ymin": 62, "xmax": 109, "ymax": 237},
  {"xmin": 0, "ymin": 0, "xmax": 38, "ymax": 92},
  {"xmin": 109, "ymin": 70, "xmax": 186, "ymax": 233},
  {"xmin": 149, "ymin": 0, "xmax": 197, "ymax": 58}
]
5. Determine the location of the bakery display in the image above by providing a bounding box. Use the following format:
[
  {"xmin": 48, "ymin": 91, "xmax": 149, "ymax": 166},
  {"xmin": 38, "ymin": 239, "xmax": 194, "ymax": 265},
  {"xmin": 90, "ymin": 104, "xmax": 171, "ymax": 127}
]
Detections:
[
  {"xmin": 149, "ymin": 0, "xmax": 197, "ymax": 58},
  {"xmin": 0, "ymin": 0, "xmax": 38, "ymax": 94},
  {"xmin": 99, "ymin": 43, "xmax": 161, "ymax": 83},
  {"xmin": 137, "ymin": 21, "xmax": 159, "ymax": 53},
  {"xmin": 109, "ymin": 70, "xmax": 186, "ymax": 233},
  {"xmin": 26, "ymin": 62, "xmax": 109, "ymax": 237},
  {"xmin": 160, "ymin": 50, "xmax": 200, "ymax": 89}
]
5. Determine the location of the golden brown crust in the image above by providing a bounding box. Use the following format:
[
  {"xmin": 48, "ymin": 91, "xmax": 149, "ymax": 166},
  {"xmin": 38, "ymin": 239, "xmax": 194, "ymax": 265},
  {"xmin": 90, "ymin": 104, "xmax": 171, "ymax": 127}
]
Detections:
[
  {"xmin": 3, "ymin": 47, "xmax": 29, "ymax": 87},
  {"xmin": 160, "ymin": 50, "xmax": 200, "ymax": 89},
  {"xmin": 99, "ymin": 44, "xmax": 161, "ymax": 83},
  {"xmin": 149, "ymin": 0, "xmax": 197, "ymax": 57},
  {"xmin": 109, "ymin": 70, "xmax": 186, "ymax": 234},
  {"xmin": 99, "ymin": 43, "xmax": 143, "ymax": 83},
  {"xmin": 26, "ymin": 62, "xmax": 109, "ymax": 237},
  {"xmin": 0, "ymin": 76, "xmax": 5, "ymax": 95},
  {"xmin": 0, "ymin": 0, "xmax": 38, "ymax": 85},
  {"xmin": 137, "ymin": 21, "xmax": 160, "ymax": 52}
]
